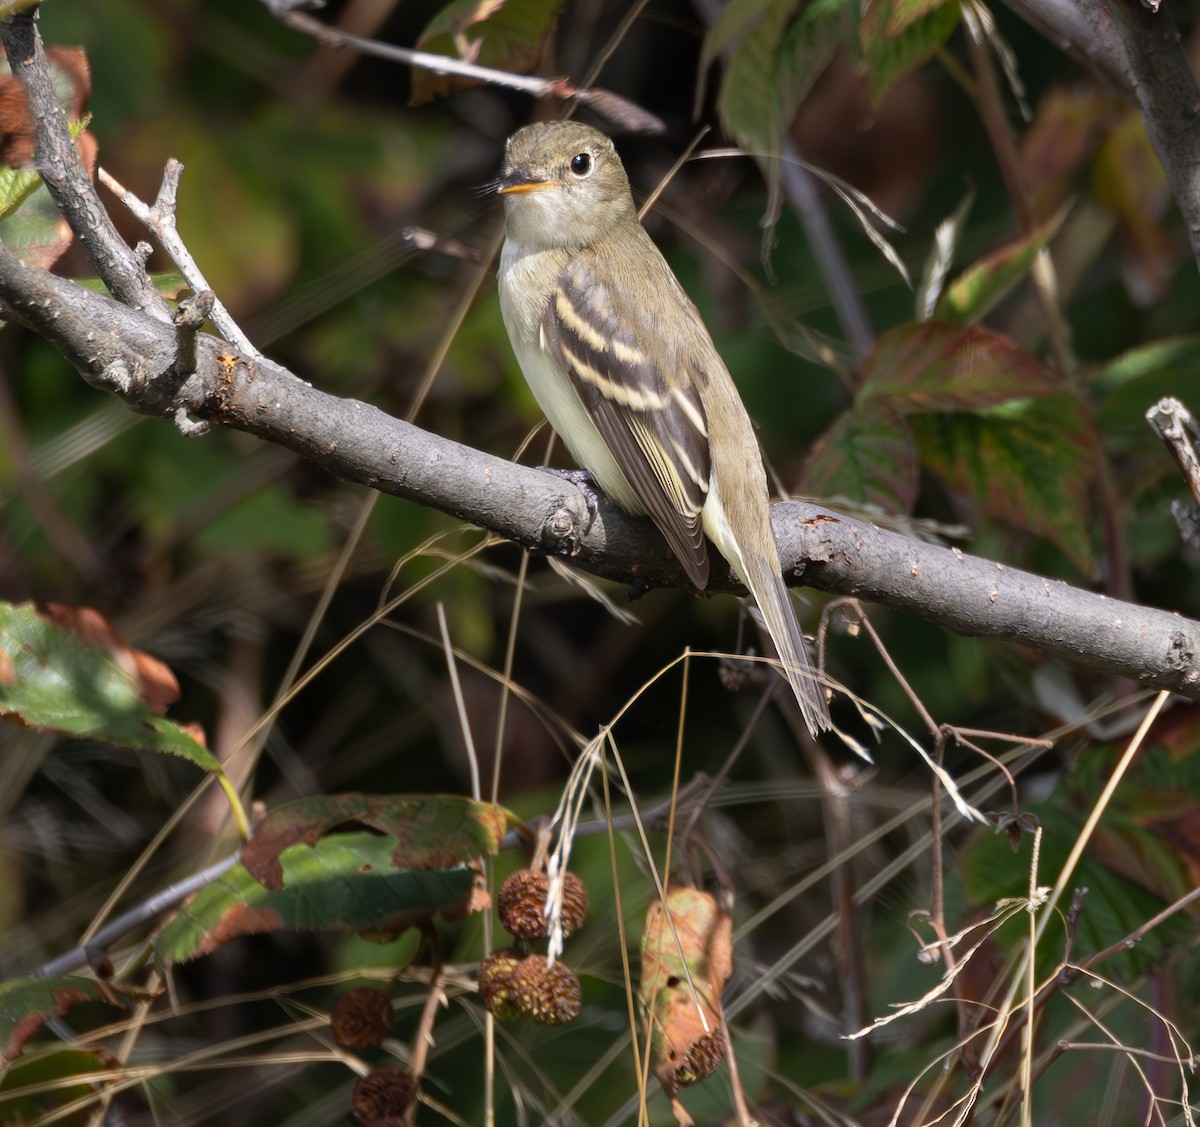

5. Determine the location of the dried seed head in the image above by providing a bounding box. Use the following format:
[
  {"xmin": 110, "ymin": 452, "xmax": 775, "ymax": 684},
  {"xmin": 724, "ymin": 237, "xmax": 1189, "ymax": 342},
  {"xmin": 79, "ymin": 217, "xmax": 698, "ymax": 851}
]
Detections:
[
  {"xmin": 478, "ymin": 949, "xmax": 524, "ymax": 1021},
  {"xmin": 511, "ymin": 955, "xmax": 581, "ymax": 1025},
  {"xmin": 673, "ymin": 1032, "xmax": 724, "ymax": 1087},
  {"xmin": 559, "ymin": 870, "xmax": 589, "ymax": 937},
  {"xmin": 331, "ymin": 986, "xmax": 394, "ymax": 1049},
  {"xmin": 351, "ymin": 1065, "xmax": 417, "ymax": 1125},
  {"xmin": 498, "ymin": 868, "xmax": 550, "ymax": 941}
]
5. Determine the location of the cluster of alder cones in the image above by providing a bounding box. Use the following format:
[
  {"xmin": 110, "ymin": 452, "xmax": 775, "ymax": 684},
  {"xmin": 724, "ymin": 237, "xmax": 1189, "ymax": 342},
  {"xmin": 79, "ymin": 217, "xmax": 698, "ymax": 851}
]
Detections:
[
  {"xmin": 478, "ymin": 867, "xmax": 589, "ymax": 1025},
  {"xmin": 327, "ymin": 987, "xmax": 417, "ymax": 1126}
]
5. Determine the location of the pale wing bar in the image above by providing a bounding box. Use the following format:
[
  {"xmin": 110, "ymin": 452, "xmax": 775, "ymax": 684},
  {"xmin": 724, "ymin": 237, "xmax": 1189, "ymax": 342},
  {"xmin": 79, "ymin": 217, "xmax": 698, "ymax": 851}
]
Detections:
[{"xmin": 543, "ymin": 259, "xmax": 712, "ymax": 588}]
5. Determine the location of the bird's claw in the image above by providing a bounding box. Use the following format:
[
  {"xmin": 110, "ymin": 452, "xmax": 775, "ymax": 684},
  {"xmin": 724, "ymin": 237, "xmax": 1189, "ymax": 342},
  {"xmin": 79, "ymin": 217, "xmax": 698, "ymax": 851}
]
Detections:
[{"xmin": 538, "ymin": 466, "xmax": 601, "ymax": 535}]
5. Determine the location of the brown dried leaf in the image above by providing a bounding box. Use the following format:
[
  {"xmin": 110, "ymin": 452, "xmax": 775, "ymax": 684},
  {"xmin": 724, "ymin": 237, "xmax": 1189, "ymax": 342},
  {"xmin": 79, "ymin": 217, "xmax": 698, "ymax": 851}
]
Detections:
[{"xmin": 639, "ymin": 885, "xmax": 732, "ymax": 1098}]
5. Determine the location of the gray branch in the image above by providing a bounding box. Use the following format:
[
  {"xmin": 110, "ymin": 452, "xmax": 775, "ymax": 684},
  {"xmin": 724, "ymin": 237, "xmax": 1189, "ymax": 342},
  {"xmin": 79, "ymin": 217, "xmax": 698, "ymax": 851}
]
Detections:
[
  {"xmin": 1, "ymin": 243, "xmax": 1197, "ymax": 700},
  {"xmin": 1026, "ymin": 0, "xmax": 1200, "ymax": 270},
  {"xmin": 0, "ymin": 7, "xmax": 168, "ymax": 316}
]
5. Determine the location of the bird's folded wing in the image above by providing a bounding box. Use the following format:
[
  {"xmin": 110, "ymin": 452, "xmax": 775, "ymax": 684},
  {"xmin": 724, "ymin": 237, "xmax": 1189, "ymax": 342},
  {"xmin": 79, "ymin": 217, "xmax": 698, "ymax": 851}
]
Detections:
[{"xmin": 542, "ymin": 256, "xmax": 712, "ymax": 589}]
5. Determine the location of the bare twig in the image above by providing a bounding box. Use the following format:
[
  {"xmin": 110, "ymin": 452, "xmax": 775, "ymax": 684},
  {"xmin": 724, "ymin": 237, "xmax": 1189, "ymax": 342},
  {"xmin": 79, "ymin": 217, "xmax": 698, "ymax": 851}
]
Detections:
[
  {"xmin": 172, "ymin": 290, "xmax": 214, "ymax": 380},
  {"xmin": 99, "ymin": 162, "xmax": 263, "ymax": 358},
  {"xmin": 29, "ymin": 852, "xmax": 242, "ymax": 978},
  {"xmin": 1057, "ymin": 1041, "xmax": 1195, "ymax": 1064},
  {"xmin": 0, "ymin": 7, "xmax": 167, "ymax": 316},
  {"xmin": 405, "ymin": 927, "xmax": 445, "ymax": 1119},
  {"xmin": 1147, "ymin": 396, "xmax": 1200, "ymax": 508},
  {"xmin": 1147, "ymin": 396, "xmax": 1200, "ymax": 551},
  {"xmin": 274, "ymin": 8, "xmax": 665, "ymax": 134}
]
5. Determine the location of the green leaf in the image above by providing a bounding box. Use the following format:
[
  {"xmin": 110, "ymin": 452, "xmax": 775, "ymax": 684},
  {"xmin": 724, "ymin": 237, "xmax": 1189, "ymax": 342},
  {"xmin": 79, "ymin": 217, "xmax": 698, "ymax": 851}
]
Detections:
[
  {"xmin": 803, "ymin": 398, "xmax": 918, "ymax": 514},
  {"xmin": 411, "ymin": 0, "xmax": 564, "ymax": 105},
  {"xmin": 0, "ymin": 601, "xmax": 221, "ymax": 775},
  {"xmin": 0, "ymin": 164, "xmax": 44, "ymax": 222},
  {"xmin": 709, "ymin": 0, "xmax": 849, "ymax": 244},
  {"xmin": 961, "ymin": 740, "xmax": 1200, "ymax": 982},
  {"xmin": 880, "ymin": 0, "xmax": 954, "ymax": 36},
  {"xmin": 775, "ymin": 0, "xmax": 848, "ymax": 127},
  {"xmin": 708, "ymin": 0, "xmax": 849, "ymax": 136},
  {"xmin": 0, "ymin": 118, "xmax": 92, "ymax": 256},
  {"xmin": 701, "ymin": 0, "xmax": 783, "ymax": 71},
  {"xmin": 857, "ymin": 0, "xmax": 960, "ymax": 103},
  {"xmin": 155, "ymin": 833, "xmax": 481, "ymax": 965},
  {"xmin": 240, "ymin": 793, "xmax": 509, "ymax": 890},
  {"xmin": 912, "ymin": 396, "xmax": 1097, "ymax": 570},
  {"xmin": 1075, "ymin": 740, "xmax": 1200, "ymax": 906},
  {"xmin": 75, "ymin": 272, "xmax": 189, "ymax": 297},
  {"xmin": 1094, "ymin": 335, "xmax": 1200, "ymax": 431},
  {"xmin": 861, "ymin": 322, "xmax": 1058, "ymax": 412},
  {"xmin": 0, "ymin": 977, "xmax": 125, "ymax": 1064},
  {"xmin": 715, "ymin": 0, "xmax": 795, "ymax": 168},
  {"xmin": 961, "ymin": 817, "xmax": 1178, "ymax": 983},
  {"xmin": 0, "ymin": 1048, "xmax": 113, "ymax": 1124},
  {"xmin": 934, "ymin": 206, "xmax": 1068, "ymax": 324}
]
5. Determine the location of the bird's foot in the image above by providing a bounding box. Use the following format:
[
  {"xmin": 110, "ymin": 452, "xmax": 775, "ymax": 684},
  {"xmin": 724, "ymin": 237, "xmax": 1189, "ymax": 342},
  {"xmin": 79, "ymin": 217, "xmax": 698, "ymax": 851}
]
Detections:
[{"xmin": 538, "ymin": 466, "xmax": 601, "ymax": 535}]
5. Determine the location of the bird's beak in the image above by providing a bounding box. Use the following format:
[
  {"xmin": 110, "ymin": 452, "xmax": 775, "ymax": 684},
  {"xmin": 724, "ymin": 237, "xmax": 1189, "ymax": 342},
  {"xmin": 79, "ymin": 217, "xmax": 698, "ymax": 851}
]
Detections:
[{"xmin": 496, "ymin": 172, "xmax": 555, "ymax": 196}]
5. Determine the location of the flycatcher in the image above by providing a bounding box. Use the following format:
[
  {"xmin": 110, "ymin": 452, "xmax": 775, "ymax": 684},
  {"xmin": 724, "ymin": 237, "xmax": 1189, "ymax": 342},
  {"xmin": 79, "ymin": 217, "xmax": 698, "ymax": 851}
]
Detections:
[{"xmin": 495, "ymin": 121, "xmax": 830, "ymax": 737}]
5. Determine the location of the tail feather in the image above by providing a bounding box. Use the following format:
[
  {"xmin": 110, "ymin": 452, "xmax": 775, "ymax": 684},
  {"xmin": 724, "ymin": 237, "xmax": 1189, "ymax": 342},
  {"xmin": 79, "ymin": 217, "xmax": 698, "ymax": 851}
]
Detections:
[
  {"xmin": 702, "ymin": 483, "xmax": 831, "ymax": 736},
  {"xmin": 741, "ymin": 552, "xmax": 831, "ymax": 737}
]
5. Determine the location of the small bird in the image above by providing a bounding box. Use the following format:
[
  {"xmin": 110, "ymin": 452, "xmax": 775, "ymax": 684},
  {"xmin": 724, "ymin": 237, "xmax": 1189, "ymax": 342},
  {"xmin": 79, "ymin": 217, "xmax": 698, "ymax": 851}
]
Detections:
[{"xmin": 495, "ymin": 121, "xmax": 830, "ymax": 736}]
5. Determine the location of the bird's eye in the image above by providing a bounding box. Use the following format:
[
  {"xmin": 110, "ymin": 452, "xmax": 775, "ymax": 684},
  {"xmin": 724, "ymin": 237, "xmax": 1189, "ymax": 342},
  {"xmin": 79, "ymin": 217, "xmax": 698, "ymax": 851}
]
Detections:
[{"xmin": 569, "ymin": 152, "xmax": 592, "ymax": 177}]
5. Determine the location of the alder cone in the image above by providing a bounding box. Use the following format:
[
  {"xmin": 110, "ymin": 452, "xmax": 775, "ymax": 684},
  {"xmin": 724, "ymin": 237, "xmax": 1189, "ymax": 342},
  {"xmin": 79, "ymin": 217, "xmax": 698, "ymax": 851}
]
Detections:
[
  {"xmin": 559, "ymin": 870, "xmax": 589, "ymax": 937},
  {"xmin": 331, "ymin": 986, "xmax": 393, "ymax": 1048},
  {"xmin": 478, "ymin": 949, "xmax": 523, "ymax": 1021},
  {"xmin": 498, "ymin": 868, "xmax": 589, "ymax": 941},
  {"xmin": 498, "ymin": 869, "xmax": 550, "ymax": 941},
  {"xmin": 511, "ymin": 955, "xmax": 582, "ymax": 1025},
  {"xmin": 673, "ymin": 1032, "xmax": 724, "ymax": 1087},
  {"xmin": 351, "ymin": 1065, "xmax": 417, "ymax": 1125}
]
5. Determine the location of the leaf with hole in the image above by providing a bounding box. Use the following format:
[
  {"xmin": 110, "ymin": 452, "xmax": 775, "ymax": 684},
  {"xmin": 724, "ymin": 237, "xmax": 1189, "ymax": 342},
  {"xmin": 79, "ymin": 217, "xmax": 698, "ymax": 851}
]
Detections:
[
  {"xmin": 155, "ymin": 833, "xmax": 484, "ymax": 965},
  {"xmin": 240, "ymin": 793, "xmax": 509, "ymax": 890}
]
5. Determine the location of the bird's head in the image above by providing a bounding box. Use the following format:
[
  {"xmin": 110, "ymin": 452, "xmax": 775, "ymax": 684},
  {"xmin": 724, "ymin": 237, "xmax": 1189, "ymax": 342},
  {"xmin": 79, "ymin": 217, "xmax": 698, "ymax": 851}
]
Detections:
[{"xmin": 496, "ymin": 121, "xmax": 636, "ymax": 249}]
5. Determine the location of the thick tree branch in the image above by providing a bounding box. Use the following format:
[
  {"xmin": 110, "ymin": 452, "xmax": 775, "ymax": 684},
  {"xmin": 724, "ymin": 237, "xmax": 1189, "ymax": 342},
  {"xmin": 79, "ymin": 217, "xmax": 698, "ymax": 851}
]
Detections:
[{"xmin": 1, "ymin": 244, "xmax": 1198, "ymax": 700}]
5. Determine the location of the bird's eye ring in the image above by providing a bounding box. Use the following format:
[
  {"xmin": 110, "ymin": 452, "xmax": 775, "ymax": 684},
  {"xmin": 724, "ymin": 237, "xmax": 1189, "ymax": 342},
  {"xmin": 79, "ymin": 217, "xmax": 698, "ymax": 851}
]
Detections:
[{"xmin": 569, "ymin": 152, "xmax": 592, "ymax": 177}]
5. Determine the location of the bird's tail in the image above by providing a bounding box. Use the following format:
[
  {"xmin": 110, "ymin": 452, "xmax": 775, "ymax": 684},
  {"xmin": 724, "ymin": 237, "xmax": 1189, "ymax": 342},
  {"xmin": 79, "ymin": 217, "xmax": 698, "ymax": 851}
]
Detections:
[
  {"xmin": 740, "ymin": 550, "xmax": 831, "ymax": 737},
  {"xmin": 703, "ymin": 487, "xmax": 831, "ymax": 736}
]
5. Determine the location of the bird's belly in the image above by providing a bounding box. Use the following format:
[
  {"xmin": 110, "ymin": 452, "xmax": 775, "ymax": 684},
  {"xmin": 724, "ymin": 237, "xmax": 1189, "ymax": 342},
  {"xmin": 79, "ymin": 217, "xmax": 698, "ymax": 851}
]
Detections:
[
  {"xmin": 515, "ymin": 344, "xmax": 644, "ymax": 515},
  {"xmin": 498, "ymin": 257, "xmax": 644, "ymax": 515}
]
